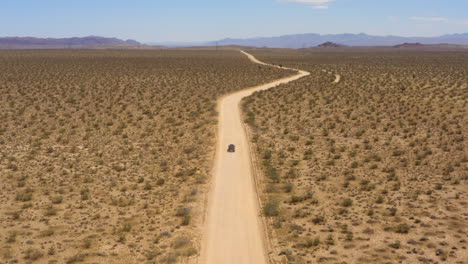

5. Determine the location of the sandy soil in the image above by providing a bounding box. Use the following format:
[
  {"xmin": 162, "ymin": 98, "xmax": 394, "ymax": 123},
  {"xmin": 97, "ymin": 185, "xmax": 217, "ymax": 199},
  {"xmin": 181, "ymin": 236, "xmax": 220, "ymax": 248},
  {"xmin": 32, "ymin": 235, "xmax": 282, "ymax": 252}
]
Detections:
[
  {"xmin": 200, "ymin": 52, "xmax": 309, "ymax": 264},
  {"xmin": 0, "ymin": 50, "xmax": 294, "ymax": 264},
  {"xmin": 241, "ymin": 50, "xmax": 468, "ymax": 264}
]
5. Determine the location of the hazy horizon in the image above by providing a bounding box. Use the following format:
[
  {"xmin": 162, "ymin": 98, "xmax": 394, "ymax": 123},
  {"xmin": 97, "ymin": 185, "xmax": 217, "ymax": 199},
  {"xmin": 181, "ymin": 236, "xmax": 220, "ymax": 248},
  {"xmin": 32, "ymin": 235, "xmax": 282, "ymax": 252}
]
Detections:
[
  {"xmin": 5, "ymin": 31, "xmax": 468, "ymax": 45},
  {"xmin": 2, "ymin": 0, "xmax": 467, "ymax": 43}
]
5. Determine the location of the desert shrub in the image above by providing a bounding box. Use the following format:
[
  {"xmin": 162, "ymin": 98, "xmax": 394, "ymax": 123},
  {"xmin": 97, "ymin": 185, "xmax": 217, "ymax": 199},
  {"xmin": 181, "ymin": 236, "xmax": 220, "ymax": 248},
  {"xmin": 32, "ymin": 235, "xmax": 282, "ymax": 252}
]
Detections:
[
  {"xmin": 195, "ymin": 174, "xmax": 206, "ymax": 184},
  {"xmin": 40, "ymin": 229, "xmax": 55, "ymax": 237},
  {"xmin": 263, "ymin": 150, "xmax": 272, "ymax": 159},
  {"xmin": 264, "ymin": 199, "xmax": 279, "ymax": 216},
  {"xmin": 342, "ymin": 198, "xmax": 353, "ymax": 207},
  {"xmin": 24, "ymin": 248, "xmax": 43, "ymax": 261},
  {"xmin": 80, "ymin": 189, "xmax": 89, "ymax": 200},
  {"xmin": 66, "ymin": 253, "xmax": 87, "ymax": 264},
  {"xmin": 283, "ymin": 182, "xmax": 293, "ymax": 193},
  {"xmin": 16, "ymin": 191, "xmax": 32, "ymax": 202},
  {"xmin": 11, "ymin": 211, "xmax": 21, "ymax": 220},
  {"xmin": 394, "ymin": 223, "xmax": 410, "ymax": 233},
  {"xmin": 156, "ymin": 178, "xmax": 165, "ymax": 185},
  {"xmin": 82, "ymin": 238, "xmax": 92, "ymax": 249},
  {"xmin": 145, "ymin": 250, "xmax": 160, "ymax": 260},
  {"xmin": 44, "ymin": 206, "xmax": 58, "ymax": 216},
  {"xmin": 6, "ymin": 231, "xmax": 17, "ymax": 243},
  {"xmin": 159, "ymin": 252, "xmax": 178, "ymax": 264},
  {"xmin": 51, "ymin": 195, "xmax": 63, "ymax": 204},
  {"xmin": 48, "ymin": 247, "xmax": 56, "ymax": 255},
  {"xmin": 305, "ymin": 236, "xmax": 321, "ymax": 247},
  {"xmin": 181, "ymin": 215, "xmax": 191, "ymax": 226},
  {"xmin": 312, "ymin": 215, "xmax": 325, "ymax": 224},
  {"xmin": 343, "ymin": 181, "xmax": 349, "ymax": 188},
  {"xmin": 175, "ymin": 206, "xmax": 191, "ymax": 217},
  {"xmin": 389, "ymin": 240, "xmax": 401, "ymax": 249},
  {"xmin": 172, "ymin": 236, "xmax": 191, "ymax": 249},
  {"xmin": 290, "ymin": 195, "xmax": 305, "ymax": 204},
  {"xmin": 121, "ymin": 222, "xmax": 132, "ymax": 233},
  {"xmin": 285, "ymin": 168, "xmax": 298, "ymax": 178},
  {"xmin": 264, "ymin": 161, "xmax": 280, "ymax": 183},
  {"xmin": 181, "ymin": 247, "xmax": 197, "ymax": 256},
  {"xmin": 376, "ymin": 196, "xmax": 384, "ymax": 204}
]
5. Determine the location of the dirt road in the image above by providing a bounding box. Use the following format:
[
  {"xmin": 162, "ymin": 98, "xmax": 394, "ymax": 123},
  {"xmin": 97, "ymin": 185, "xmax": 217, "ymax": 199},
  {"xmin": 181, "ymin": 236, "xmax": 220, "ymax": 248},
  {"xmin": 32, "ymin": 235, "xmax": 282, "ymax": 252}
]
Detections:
[
  {"xmin": 334, "ymin": 74, "xmax": 341, "ymax": 83},
  {"xmin": 200, "ymin": 51, "xmax": 309, "ymax": 264},
  {"xmin": 325, "ymin": 70, "xmax": 341, "ymax": 83}
]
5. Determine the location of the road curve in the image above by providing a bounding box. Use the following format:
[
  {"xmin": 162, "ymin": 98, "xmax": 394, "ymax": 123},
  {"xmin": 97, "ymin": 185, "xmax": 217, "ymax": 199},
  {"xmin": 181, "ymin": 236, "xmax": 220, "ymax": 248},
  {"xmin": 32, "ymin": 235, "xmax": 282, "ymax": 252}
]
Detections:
[
  {"xmin": 200, "ymin": 51, "xmax": 309, "ymax": 264},
  {"xmin": 334, "ymin": 74, "xmax": 341, "ymax": 83}
]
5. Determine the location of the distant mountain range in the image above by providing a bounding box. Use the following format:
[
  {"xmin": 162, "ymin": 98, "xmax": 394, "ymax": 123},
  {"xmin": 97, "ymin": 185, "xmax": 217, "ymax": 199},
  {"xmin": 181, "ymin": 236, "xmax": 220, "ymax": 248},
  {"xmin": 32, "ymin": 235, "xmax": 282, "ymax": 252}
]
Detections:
[
  {"xmin": 152, "ymin": 33, "xmax": 468, "ymax": 48},
  {"xmin": 3, "ymin": 33, "xmax": 468, "ymax": 49},
  {"xmin": 0, "ymin": 36, "xmax": 141, "ymax": 49}
]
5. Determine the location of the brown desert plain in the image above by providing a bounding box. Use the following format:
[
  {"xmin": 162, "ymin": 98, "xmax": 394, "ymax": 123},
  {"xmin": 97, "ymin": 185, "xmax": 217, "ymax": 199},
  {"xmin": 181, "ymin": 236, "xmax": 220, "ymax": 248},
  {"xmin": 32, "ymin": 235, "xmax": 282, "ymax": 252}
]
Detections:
[
  {"xmin": 243, "ymin": 49, "xmax": 467, "ymax": 264},
  {"xmin": 0, "ymin": 49, "xmax": 292, "ymax": 264},
  {"xmin": 0, "ymin": 47, "xmax": 467, "ymax": 264}
]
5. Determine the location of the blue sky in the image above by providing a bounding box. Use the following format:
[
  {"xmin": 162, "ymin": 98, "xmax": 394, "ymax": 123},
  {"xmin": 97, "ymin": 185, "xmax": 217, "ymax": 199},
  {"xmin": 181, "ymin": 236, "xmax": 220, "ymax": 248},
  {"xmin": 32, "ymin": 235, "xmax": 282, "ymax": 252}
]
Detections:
[{"xmin": 1, "ymin": 0, "xmax": 467, "ymax": 42}]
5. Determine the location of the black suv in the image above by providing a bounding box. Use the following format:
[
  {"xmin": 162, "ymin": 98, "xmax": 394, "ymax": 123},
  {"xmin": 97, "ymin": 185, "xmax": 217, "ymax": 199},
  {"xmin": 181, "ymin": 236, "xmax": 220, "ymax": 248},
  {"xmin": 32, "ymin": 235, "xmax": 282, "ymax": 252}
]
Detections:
[{"xmin": 227, "ymin": 144, "xmax": 235, "ymax": 152}]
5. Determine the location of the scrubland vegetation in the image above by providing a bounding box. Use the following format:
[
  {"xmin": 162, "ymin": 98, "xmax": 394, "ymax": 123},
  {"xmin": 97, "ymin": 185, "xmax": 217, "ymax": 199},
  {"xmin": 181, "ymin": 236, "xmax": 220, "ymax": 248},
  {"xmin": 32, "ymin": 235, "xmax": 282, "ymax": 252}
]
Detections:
[
  {"xmin": 0, "ymin": 50, "xmax": 291, "ymax": 263},
  {"xmin": 244, "ymin": 50, "xmax": 467, "ymax": 263}
]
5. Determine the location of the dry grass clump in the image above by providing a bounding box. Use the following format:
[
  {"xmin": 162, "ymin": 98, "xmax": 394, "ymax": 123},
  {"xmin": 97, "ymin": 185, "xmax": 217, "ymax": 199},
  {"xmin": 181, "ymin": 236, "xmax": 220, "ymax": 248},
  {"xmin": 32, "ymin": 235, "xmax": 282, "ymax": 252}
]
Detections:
[
  {"xmin": 244, "ymin": 49, "xmax": 467, "ymax": 263},
  {"xmin": 0, "ymin": 49, "xmax": 291, "ymax": 263}
]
